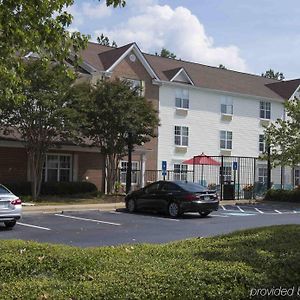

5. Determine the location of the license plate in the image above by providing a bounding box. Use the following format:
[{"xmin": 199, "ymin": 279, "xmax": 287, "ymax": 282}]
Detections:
[{"xmin": 204, "ymin": 196, "xmax": 210, "ymax": 201}]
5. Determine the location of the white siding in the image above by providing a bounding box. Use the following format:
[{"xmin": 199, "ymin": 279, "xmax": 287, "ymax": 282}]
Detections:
[{"xmin": 157, "ymin": 84, "xmax": 285, "ymax": 170}]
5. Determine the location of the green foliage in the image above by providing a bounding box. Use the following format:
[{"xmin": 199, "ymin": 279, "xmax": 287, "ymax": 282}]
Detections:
[
  {"xmin": 97, "ymin": 33, "xmax": 118, "ymax": 47},
  {"xmin": 0, "ymin": 225, "xmax": 300, "ymax": 299},
  {"xmin": 85, "ymin": 78, "xmax": 159, "ymax": 193},
  {"xmin": 157, "ymin": 48, "xmax": 177, "ymax": 59},
  {"xmin": 264, "ymin": 188, "xmax": 300, "ymax": 202},
  {"xmin": 261, "ymin": 69, "xmax": 285, "ymax": 80},
  {"xmin": 0, "ymin": 0, "xmax": 89, "ymax": 103},
  {"xmin": 218, "ymin": 64, "xmax": 227, "ymax": 69},
  {"xmin": 0, "ymin": 60, "xmax": 87, "ymax": 199},
  {"xmin": 264, "ymin": 98, "xmax": 300, "ymax": 166}
]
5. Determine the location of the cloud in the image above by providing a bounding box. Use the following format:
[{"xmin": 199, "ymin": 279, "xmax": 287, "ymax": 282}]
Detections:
[{"xmin": 93, "ymin": 4, "xmax": 247, "ymax": 72}]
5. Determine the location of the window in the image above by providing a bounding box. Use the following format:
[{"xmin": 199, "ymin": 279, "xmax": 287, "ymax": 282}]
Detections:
[
  {"xmin": 295, "ymin": 169, "xmax": 300, "ymax": 186},
  {"xmin": 120, "ymin": 161, "xmax": 139, "ymax": 184},
  {"xmin": 220, "ymin": 131, "xmax": 232, "ymax": 150},
  {"xmin": 175, "ymin": 89, "xmax": 189, "ymax": 109},
  {"xmin": 44, "ymin": 154, "xmax": 71, "ymax": 182},
  {"xmin": 161, "ymin": 182, "xmax": 181, "ymax": 192},
  {"xmin": 220, "ymin": 165, "xmax": 232, "ymax": 183},
  {"xmin": 125, "ymin": 78, "xmax": 144, "ymax": 96},
  {"xmin": 145, "ymin": 182, "xmax": 160, "ymax": 193},
  {"xmin": 260, "ymin": 101, "xmax": 271, "ymax": 119},
  {"xmin": 258, "ymin": 167, "xmax": 268, "ymax": 183},
  {"xmin": 259, "ymin": 134, "xmax": 266, "ymax": 153},
  {"xmin": 174, "ymin": 164, "xmax": 188, "ymax": 181},
  {"xmin": 174, "ymin": 126, "xmax": 189, "ymax": 146},
  {"xmin": 221, "ymin": 96, "xmax": 233, "ymax": 115}
]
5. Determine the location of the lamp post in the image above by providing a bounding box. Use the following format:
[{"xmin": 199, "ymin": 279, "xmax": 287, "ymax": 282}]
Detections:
[{"xmin": 126, "ymin": 131, "xmax": 133, "ymax": 194}]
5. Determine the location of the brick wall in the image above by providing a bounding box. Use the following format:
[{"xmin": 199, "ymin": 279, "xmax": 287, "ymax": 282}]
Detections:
[
  {"xmin": 77, "ymin": 152, "xmax": 105, "ymax": 191},
  {"xmin": 0, "ymin": 147, "xmax": 28, "ymax": 183},
  {"xmin": 110, "ymin": 52, "xmax": 160, "ymax": 170}
]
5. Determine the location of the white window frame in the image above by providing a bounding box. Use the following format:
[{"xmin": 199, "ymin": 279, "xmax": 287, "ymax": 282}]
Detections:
[
  {"xmin": 260, "ymin": 101, "xmax": 271, "ymax": 119},
  {"xmin": 220, "ymin": 131, "xmax": 232, "ymax": 150},
  {"xmin": 44, "ymin": 154, "xmax": 72, "ymax": 182},
  {"xmin": 173, "ymin": 164, "xmax": 188, "ymax": 181},
  {"xmin": 124, "ymin": 78, "xmax": 144, "ymax": 96},
  {"xmin": 175, "ymin": 89, "xmax": 189, "ymax": 109},
  {"xmin": 119, "ymin": 161, "xmax": 139, "ymax": 185},
  {"xmin": 221, "ymin": 96, "xmax": 233, "ymax": 115},
  {"xmin": 259, "ymin": 134, "xmax": 266, "ymax": 153},
  {"xmin": 258, "ymin": 167, "xmax": 268, "ymax": 183},
  {"xmin": 174, "ymin": 126, "xmax": 189, "ymax": 146}
]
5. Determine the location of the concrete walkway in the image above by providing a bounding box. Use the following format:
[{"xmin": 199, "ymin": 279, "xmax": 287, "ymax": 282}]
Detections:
[{"xmin": 22, "ymin": 199, "xmax": 258, "ymax": 214}]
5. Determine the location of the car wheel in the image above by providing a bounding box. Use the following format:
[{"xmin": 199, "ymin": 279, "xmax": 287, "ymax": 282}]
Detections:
[
  {"xmin": 126, "ymin": 199, "xmax": 136, "ymax": 213},
  {"xmin": 168, "ymin": 202, "xmax": 181, "ymax": 218},
  {"xmin": 199, "ymin": 211, "xmax": 210, "ymax": 217},
  {"xmin": 4, "ymin": 220, "xmax": 16, "ymax": 228}
]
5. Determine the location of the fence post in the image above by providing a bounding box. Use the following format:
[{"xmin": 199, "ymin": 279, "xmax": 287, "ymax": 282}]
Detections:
[
  {"xmin": 220, "ymin": 155, "xmax": 224, "ymax": 200},
  {"xmin": 237, "ymin": 157, "xmax": 240, "ymax": 200},
  {"xmin": 192, "ymin": 156, "xmax": 195, "ymax": 183},
  {"xmin": 253, "ymin": 158, "xmax": 256, "ymax": 199}
]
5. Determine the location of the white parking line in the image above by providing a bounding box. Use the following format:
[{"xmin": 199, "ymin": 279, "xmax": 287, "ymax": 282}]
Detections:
[
  {"xmin": 221, "ymin": 205, "xmax": 226, "ymax": 210},
  {"xmin": 17, "ymin": 222, "xmax": 51, "ymax": 231},
  {"xmin": 54, "ymin": 214, "xmax": 121, "ymax": 226},
  {"xmin": 274, "ymin": 210, "xmax": 283, "ymax": 214},
  {"xmin": 237, "ymin": 206, "xmax": 245, "ymax": 212},
  {"xmin": 109, "ymin": 211, "xmax": 122, "ymax": 215},
  {"xmin": 108, "ymin": 211, "xmax": 180, "ymax": 221},
  {"xmin": 210, "ymin": 214, "xmax": 229, "ymax": 218},
  {"xmin": 254, "ymin": 208, "xmax": 264, "ymax": 214}
]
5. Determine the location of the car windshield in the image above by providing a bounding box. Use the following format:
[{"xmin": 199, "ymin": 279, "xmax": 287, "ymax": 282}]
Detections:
[
  {"xmin": 174, "ymin": 181, "xmax": 206, "ymax": 192},
  {"xmin": 0, "ymin": 185, "xmax": 11, "ymax": 194}
]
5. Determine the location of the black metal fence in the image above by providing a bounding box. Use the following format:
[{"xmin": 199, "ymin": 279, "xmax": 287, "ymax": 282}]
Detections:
[{"xmin": 118, "ymin": 155, "xmax": 293, "ymax": 200}]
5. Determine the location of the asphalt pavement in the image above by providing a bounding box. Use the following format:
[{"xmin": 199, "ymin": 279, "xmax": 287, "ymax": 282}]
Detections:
[{"xmin": 1, "ymin": 203, "xmax": 300, "ymax": 247}]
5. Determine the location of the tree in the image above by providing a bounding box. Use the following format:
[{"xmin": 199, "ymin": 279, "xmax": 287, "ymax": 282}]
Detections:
[
  {"xmin": 0, "ymin": 60, "xmax": 86, "ymax": 199},
  {"xmin": 261, "ymin": 69, "xmax": 285, "ymax": 80},
  {"xmin": 156, "ymin": 48, "xmax": 177, "ymax": 59},
  {"xmin": 97, "ymin": 34, "xmax": 118, "ymax": 47},
  {"xmin": 219, "ymin": 64, "xmax": 227, "ymax": 69},
  {"xmin": 0, "ymin": 0, "xmax": 89, "ymax": 106},
  {"xmin": 265, "ymin": 98, "xmax": 300, "ymax": 167},
  {"xmin": 85, "ymin": 79, "xmax": 159, "ymax": 193}
]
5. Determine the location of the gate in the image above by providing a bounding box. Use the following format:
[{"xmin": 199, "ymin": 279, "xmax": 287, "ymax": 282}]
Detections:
[{"xmin": 192, "ymin": 155, "xmax": 259, "ymax": 200}]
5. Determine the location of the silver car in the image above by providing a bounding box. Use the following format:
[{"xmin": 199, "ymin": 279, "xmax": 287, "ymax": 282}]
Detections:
[{"xmin": 0, "ymin": 184, "xmax": 22, "ymax": 228}]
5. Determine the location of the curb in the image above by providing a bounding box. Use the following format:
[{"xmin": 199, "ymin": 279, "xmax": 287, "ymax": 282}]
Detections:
[{"xmin": 22, "ymin": 202, "xmax": 125, "ymax": 214}]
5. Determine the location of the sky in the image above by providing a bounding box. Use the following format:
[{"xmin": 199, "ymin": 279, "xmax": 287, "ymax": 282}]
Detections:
[{"xmin": 66, "ymin": 0, "xmax": 300, "ymax": 79}]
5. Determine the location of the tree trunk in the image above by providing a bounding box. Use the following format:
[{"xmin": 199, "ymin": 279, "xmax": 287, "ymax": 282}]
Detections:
[
  {"xmin": 28, "ymin": 148, "xmax": 46, "ymax": 200},
  {"xmin": 105, "ymin": 154, "xmax": 119, "ymax": 194}
]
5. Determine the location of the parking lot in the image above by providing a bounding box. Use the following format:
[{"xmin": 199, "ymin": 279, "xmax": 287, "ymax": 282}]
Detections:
[{"xmin": 1, "ymin": 204, "xmax": 300, "ymax": 247}]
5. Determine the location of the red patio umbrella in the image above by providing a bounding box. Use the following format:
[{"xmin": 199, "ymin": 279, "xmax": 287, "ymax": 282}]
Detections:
[{"xmin": 182, "ymin": 153, "xmax": 220, "ymax": 184}]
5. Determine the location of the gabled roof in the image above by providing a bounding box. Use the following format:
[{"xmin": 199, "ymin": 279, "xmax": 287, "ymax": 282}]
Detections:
[
  {"xmin": 145, "ymin": 53, "xmax": 284, "ymax": 100},
  {"xmin": 164, "ymin": 67, "xmax": 194, "ymax": 85},
  {"xmin": 265, "ymin": 79, "xmax": 300, "ymax": 100},
  {"xmin": 99, "ymin": 43, "xmax": 135, "ymax": 70},
  {"xmin": 80, "ymin": 42, "xmax": 300, "ymax": 101}
]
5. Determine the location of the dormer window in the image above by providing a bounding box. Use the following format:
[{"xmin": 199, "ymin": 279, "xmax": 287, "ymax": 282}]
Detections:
[{"xmin": 175, "ymin": 89, "xmax": 189, "ymax": 109}]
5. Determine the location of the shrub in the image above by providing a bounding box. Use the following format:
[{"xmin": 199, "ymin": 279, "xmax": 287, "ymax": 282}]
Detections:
[
  {"xmin": 3, "ymin": 181, "xmax": 97, "ymax": 196},
  {"xmin": 264, "ymin": 188, "xmax": 300, "ymax": 202},
  {"xmin": 0, "ymin": 226, "xmax": 300, "ymax": 299},
  {"xmin": 41, "ymin": 181, "xmax": 97, "ymax": 196}
]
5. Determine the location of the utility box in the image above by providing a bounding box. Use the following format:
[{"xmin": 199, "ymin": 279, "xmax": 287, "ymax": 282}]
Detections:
[{"xmin": 223, "ymin": 181, "xmax": 235, "ymax": 200}]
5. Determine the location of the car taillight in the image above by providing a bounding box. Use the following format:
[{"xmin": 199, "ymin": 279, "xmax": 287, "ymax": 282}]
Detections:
[
  {"xmin": 11, "ymin": 199, "xmax": 22, "ymax": 205},
  {"xmin": 184, "ymin": 194, "xmax": 198, "ymax": 201}
]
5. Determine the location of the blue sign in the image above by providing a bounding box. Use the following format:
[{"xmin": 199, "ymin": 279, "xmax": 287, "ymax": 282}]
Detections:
[
  {"xmin": 233, "ymin": 161, "xmax": 238, "ymax": 171},
  {"xmin": 162, "ymin": 160, "xmax": 167, "ymax": 176}
]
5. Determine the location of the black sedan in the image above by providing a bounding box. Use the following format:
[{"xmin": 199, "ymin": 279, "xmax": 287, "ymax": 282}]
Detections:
[{"xmin": 125, "ymin": 181, "xmax": 219, "ymax": 218}]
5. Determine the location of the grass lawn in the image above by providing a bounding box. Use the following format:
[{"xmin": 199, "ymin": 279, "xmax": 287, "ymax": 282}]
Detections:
[{"xmin": 1, "ymin": 225, "xmax": 300, "ymax": 299}]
